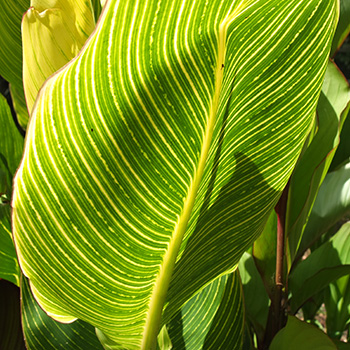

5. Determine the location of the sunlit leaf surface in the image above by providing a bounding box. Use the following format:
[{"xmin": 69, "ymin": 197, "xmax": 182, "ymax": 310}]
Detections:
[{"xmin": 12, "ymin": 0, "xmax": 338, "ymax": 348}]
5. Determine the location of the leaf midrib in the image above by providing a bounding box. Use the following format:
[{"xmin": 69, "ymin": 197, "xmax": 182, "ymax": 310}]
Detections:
[{"xmin": 140, "ymin": 21, "xmax": 228, "ymax": 350}]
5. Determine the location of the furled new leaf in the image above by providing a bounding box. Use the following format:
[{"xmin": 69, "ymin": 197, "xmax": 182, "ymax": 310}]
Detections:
[
  {"xmin": 12, "ymin": 0, "xmax": 338, "ymax": 349},
  {"xmin": 22, "ymin": 0, "xmax": 95, "ymax": 114}
]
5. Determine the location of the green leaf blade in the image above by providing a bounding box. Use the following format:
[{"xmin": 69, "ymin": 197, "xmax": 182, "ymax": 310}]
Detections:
[{"xmin": 12, "ymin": 0, "xmax": 339, "ymax": 349}]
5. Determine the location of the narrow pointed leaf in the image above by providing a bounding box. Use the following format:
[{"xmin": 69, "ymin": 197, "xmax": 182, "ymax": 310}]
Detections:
[
  {"xmin": 324, "ymin": 275, "xmax": 350, "ymax": 339},
  {"xmin": 22, "ymin": 0, "xmax": 95, "ymax": 113},
  {"xmin": 21, "ymin": 276, "xmax": 104, "ymax": 350},
  {"xmin": 12, "ymin": 0, "xmax": 338, "ymax": 349},
  {"xmin": 289, "ymin": 222, "xmax": 350, "ymax": 312},
  {"xmin": 166, "ymin": 271, "xmax": 244, "ymax": 350}
]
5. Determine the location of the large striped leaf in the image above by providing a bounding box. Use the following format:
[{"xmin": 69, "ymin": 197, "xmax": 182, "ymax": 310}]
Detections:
[{"xmin": 12, "ymin": 0, "xmax": 338, "ymax": 349}]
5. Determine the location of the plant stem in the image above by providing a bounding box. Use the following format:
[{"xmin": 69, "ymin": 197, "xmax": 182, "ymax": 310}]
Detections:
[{"xmin": 262, "ymin": 183, "xmax": 289, "ymax": 349}]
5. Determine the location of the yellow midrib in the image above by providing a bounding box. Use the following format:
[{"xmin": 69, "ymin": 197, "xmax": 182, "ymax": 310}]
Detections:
[{"xmin": 140, "ymin": 22, "xmax": 227, "ymax": 350}]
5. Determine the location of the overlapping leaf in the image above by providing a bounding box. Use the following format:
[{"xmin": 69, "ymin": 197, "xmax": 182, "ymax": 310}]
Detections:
[
  {"xmin": 12, "ymin": 0, "xmax": 338, "ymax": 349},
  {"xmin": 21, "ymin": 276, "xmax": 104, "ymax": 350},
  {"xmin": 166, "ymin": 271, "xmax": 244, "ymax": 350}
]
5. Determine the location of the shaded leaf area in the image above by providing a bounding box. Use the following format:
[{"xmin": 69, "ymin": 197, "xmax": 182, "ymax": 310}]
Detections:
[
  {"xmin": 12, "ymin": 0, "xmax": 337, "ymax": 348},
  {"xmin": 269, "ymin": 316, "xmax": 336, "ymax": 350},
  {"xmin": 0, "ymin": 205, "xmax": 20, "ymax": 286},
  {"xmin": 331, "ymin": 0, "xmax": 350, "ymax": 57},
  {"xmin": 253, "ymin": 210, "xmax": 277, "ymax": 298},
  {"xmin": 0, "ymin": 279, "xmax": 26, "ymax": 350},
  {"xmin": 22, "ymin": 276, "xmax": 104, "ymax": 350},
  {"xmin": 239, "ymin": 252, "xmax": 269, "ymax": 348},
  {"xmin": 0, "ymin": 0, "xmax": 30, "ymax": 127},
  {"xmin": 165, "ymin": 271, "xmax": 244, "ymax": 350},
  {"xmin": 286, "ymin": 61, "xmax": 350, "ymax": 268},
  {"xmin": 0, "ymin": 93, "xmax": 23, "ymax": 285},
  {"xmin": 289, "ymin": 222, "xmax": 350, "ymax": 313}
]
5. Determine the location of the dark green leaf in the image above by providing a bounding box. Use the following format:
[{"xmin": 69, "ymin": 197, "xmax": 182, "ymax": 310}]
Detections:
[
  {"xmin": 269, "ymin": 316, "xmax": 336, "ymax": 350},
  {"xmin": 239, "ymin": 252, "xmax": 269, "ymax": 344},
  {"xmin": 296, "ymin": 160, "xmax": 350, "ymax": 261},
  {"xmin": 330, "ymin": 0, "xmax": 350, "ymax": 57},
  {"xmin": 0, "ymin": 93, "xmax": 23, "ymax": 285},
  {"xmin": 286, "ymin": 61, "xmax": 350, "ymax": 267},
  {"xmin": 253, "ymin": 210, "xmax": 277, "ymax": 298}
]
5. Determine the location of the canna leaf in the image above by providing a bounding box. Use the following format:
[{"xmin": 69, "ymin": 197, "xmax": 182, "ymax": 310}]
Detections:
[
  {"xmin": 12, "ymin": 0, "xmax": 338, "ymax": 349},
  {"xmin": 22, "ymin": 0, "xmax": 95, "ymax": 114}
]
